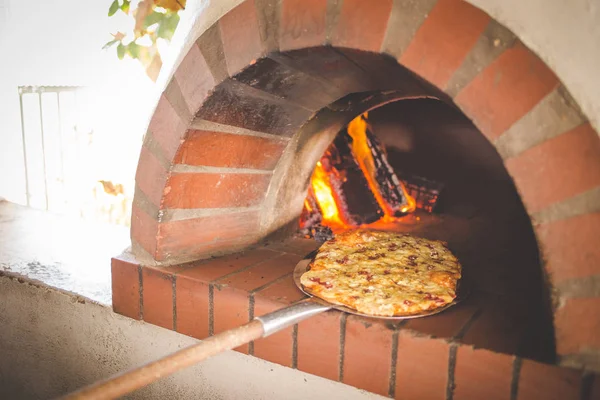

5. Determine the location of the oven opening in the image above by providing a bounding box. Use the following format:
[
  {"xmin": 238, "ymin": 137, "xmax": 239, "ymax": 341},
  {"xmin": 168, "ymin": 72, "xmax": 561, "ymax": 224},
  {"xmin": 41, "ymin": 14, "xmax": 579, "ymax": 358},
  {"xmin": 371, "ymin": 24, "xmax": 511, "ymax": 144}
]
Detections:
[{"xmin": 299, "ymin": 97, "xmax": 556, "ymax": 363}]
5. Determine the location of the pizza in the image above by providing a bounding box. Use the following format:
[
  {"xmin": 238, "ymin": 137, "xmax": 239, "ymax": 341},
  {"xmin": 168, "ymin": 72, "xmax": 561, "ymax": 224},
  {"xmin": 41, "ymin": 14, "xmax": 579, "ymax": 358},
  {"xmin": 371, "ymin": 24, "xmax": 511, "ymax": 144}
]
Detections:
[{"xmin": 300, "ymin": 229, "xmax": 462, "ymax": 317}]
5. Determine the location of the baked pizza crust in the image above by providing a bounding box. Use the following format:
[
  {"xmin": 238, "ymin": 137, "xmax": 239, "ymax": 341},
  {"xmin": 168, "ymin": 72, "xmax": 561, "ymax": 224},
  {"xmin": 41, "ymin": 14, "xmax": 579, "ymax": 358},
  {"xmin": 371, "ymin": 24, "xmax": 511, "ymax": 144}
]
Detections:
[{"xmin": 300, "ymin": 229, "xmax": 462, "ymax": 317}]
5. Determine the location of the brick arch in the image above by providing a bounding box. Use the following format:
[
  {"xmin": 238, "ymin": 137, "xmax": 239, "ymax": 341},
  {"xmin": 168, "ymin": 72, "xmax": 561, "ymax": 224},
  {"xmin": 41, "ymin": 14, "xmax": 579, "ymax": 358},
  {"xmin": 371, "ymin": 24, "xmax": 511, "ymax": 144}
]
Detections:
[{"xmin": 131, "ymin": 0, "xmax": 600, "ymax": 362}]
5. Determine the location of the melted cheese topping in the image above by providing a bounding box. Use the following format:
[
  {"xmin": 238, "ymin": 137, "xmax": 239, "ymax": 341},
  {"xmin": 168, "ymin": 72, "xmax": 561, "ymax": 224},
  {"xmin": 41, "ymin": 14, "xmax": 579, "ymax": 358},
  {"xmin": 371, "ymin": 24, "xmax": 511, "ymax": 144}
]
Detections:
[{"xmin": 300, "ymin": 229, "xmax": 462, "ymax": 316}]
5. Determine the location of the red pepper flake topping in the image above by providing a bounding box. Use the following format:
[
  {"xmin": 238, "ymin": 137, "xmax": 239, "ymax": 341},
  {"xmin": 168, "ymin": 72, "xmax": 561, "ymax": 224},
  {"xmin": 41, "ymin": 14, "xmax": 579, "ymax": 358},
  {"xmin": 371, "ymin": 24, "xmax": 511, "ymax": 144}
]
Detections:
[
  {"xmin": 337, "ymin": 256, "xmax": 350, "ymax": 264},
  {"xmin": 408, "ymin": 255, "xmax": 417, "ymax": 261},
  {"xmin": 383, "ymin": 269, "xmax": 391, "ymax": 275},
  {"xmin": 424, "ymin": 293, "xmax": 444, "ymax": 303},
  {"xmin": 403, "ymin": 300, "xmax": 413, "ymax": 306},
  {"xmin": 309, "ymin": 277, "xmax": 333, "ymax": 289},
  {"xmin": 367, "ymin": 253, "xmax": 384, "ymax": 260},
  {"xmin": 358, "ymin": 270, "xmax": 373, "ymax": 281}
]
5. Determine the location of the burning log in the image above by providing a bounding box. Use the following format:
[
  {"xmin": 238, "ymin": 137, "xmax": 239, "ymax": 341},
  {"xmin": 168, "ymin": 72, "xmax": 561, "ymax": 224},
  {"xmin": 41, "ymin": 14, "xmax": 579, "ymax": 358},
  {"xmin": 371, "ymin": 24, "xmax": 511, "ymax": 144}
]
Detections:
[
  {"xmin": 301, "ymin": 113, "xmax": 426, "ymax": 235},
  {"xmin": 344, "ymin": 115, "xmax": 415, "ymax": 217},
  {"xmin": 327, "ymin": 132, "xmax": 382, "ymax": 226},
  {"xmin": 364, "ymin": 124, "xmax": 415, "ymax": 216}
]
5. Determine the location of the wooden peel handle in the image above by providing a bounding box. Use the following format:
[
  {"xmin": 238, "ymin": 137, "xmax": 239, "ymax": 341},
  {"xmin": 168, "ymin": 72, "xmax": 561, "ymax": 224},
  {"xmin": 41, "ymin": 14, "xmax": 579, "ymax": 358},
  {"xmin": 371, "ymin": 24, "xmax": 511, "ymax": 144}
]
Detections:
[{"xmin": 60, "ymin": 319, "xmax": 264, "ymax": 400}]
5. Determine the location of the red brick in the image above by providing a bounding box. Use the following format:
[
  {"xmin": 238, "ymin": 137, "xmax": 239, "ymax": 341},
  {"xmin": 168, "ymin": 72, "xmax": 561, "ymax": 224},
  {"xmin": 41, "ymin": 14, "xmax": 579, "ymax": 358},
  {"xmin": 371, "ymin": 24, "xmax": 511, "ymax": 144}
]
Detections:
[
  {"xmin": 455, "ymin": 41, "xmax": 559, "ymax": 140},
  {"xmin": 266, "ymin": 237, "xmax": 320, "ymax": 256},
  {"xmin": 142, "ymin": 267, "xmax": 174, "ymax": 330},
  {"xmin": 174, "ymin": 43, "xmax": 215, "ymax": 114},
  {"xmin": 454, "ymin": 347, "xmax": 513, "ymax": 400},
  {"xmin": 330, "ymin": 0, "xmax": 393, "ymax": 52},
  {"xmin": 343, "ymin": 316, "xmax": 393, "ymax": 397},
  {"xmin": 135, "ymin": 146, "xmax": 168, "ymax": 208},
  {"xmin": 297, "ymin": 311, "xmax": 341, "ymax": 381},
  {"xmin": 156, "ymin": 210, "xmax": 261, "ymax": 261},
  {"xmin": 400, "ymin": 0, "xmax": 490, "ymax": 88},
  {"xmin": 536, "ymin": 213, "xmax": 600, "ymax": 283},
  {"xmin": 461, "ymin": 295, "xmax": 530, "ymax": 355},
  {"xmin": 404, "ymin": 290, "xmax": 491, "ymax": 339},
  {"xmin": 253, "ymin": 279, "xmax": 305, "ymax": 365},
  {"xmin": 130, "ymin": 204, "xmax": 158, "ymax": 258},
  {"xmin": 220, "ymin": 0, "xmax": 264, "ymax": 76},
  {"xmin": 111, "ymin": 256, "xmax": 141, "ymax": 320},
  {"xmin": 252, "ymin": 295, "xmax": 294, "ymax": 367},
  {"xmin": 175, "ymin": 275, "xmax": 210, "ymax": 339},
  {"xmin": 280, "ymin": 0, "xmax": 327, "ymax": 51},
  {"xmin": 506, "ymin": 123, "xmax": 600, "ymax": 213},
  {"xmin": 213, "ymin": 286, "xmax": 250, "ymax": 353},
  {"xmin": 517, "ymin": 359, "xmax": 581, "ymax": 400},
  {"xmin": 216, "ymin": 253, "xmax": 299, "ymax": 292},
  {"xmin": 163, "ymin": 172, "xmax": 271, "ymax": 209},
  {"xmin": 175, "ymin": 130, "xmax": 287, "ymax": 170},
  {"xmin": 177, "ymin": 248, "xmax": 280, "ymax": 283},
  {"xmin": 255, "ymin": 275, "xmax": 306, "ymax": 305},
  {"xmin": 555, "ymin": 297, "xmax": 600, "ymax": 355},
  {"xmin": 147, "ymin": 94, "xmax": 187, "ymax": 160},
  {"xmin": 395, "ymin": 333, "xmax": 449, "ymax": 400}
]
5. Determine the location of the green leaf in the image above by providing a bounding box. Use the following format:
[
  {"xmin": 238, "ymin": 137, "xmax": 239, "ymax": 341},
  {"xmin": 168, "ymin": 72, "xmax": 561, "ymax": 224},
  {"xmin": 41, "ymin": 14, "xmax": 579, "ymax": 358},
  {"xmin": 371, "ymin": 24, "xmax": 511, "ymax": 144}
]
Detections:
[
  {"xmin": 102, "ymin": 39, "xmax": 118, "ymax": 50},
  {"xmin": 120, "ymin": 0, "xmax": 130, "ymax": 13},
  {"xmin": 108, "ymin": 0, "xmax": 119, "ymax": 16},
  {"xmin": 127, "ymin": 42, "xmax": 141, "ymax": 59},
  {"xmin": 116, "ymin": 43, "xmax": 126, "ymax": 60},
  {"xmin": 156, "ymin": 13, "xmax": 180, "ymax": 40},
  {"xmin": 143, "ymin": 11, "xmax": 165, "ymax": 29}
]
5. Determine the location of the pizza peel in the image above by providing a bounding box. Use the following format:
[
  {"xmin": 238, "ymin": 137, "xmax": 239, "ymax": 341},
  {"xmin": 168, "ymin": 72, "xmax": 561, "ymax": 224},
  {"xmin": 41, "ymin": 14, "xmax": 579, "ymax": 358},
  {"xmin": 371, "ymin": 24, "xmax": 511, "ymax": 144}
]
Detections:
[{"xmin": 61, "ymin": 250, "xmax": 468, "ymax": 400}]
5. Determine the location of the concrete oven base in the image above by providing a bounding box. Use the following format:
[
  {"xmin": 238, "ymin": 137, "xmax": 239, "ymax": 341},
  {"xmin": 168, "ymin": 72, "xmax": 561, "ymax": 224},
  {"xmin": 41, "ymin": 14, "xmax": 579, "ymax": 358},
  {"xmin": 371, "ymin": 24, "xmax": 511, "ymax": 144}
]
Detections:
[{"xmin": 0, "ymin": 273, "xmax": 384, "ymax": 400}]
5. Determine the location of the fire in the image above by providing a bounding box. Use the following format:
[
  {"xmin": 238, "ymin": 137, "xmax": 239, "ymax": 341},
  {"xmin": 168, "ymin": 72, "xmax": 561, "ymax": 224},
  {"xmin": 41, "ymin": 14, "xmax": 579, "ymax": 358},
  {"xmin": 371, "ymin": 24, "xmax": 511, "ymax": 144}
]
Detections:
[
  {"xmin": 310, "ymin": 161, "xmax": 345, "ymax": 227},
  {"xmin": 304, "ymin": 113, "xmax": 416, "ymax": 232},
  {"xmin": 347, "ymin": 113, "xmax": 415, "ymax": 218}
]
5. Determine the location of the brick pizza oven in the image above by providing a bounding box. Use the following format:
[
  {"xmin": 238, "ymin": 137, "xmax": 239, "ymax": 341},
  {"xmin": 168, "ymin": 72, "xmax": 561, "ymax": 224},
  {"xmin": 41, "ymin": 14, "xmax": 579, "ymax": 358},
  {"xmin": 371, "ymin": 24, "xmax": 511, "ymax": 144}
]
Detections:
[{"xmin": 111, "ymin": 0, "xmax": 600, "ymax": 398}]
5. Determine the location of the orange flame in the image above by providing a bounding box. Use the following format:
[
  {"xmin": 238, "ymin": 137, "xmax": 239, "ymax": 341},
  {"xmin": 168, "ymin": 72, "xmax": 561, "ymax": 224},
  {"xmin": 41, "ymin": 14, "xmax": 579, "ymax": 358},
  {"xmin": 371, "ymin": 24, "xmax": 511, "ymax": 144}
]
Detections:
[
  {"xmin": 311, "ymin": 161, "xmax": 345, "ymax": 227},
  {"xmin": 306, "ymin": 113, "xmax": 416, "ymax": 230}
]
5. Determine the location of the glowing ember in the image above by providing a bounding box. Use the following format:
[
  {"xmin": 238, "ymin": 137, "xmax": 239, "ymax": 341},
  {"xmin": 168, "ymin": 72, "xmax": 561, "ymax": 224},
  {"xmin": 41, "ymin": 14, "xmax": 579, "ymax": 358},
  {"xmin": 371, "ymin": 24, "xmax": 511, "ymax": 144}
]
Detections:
[{"xmin": 303, "ymin": 113, "xmax": 417, "ymax": 232}]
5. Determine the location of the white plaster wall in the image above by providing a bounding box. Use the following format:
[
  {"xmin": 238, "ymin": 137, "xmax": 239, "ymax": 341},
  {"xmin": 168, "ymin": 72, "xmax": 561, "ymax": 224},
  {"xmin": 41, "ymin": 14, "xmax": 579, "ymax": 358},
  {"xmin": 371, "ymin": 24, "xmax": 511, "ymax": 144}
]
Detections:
[{"xmin": 0, "ymin": 275, "xmax": 384, "ymax": 400}]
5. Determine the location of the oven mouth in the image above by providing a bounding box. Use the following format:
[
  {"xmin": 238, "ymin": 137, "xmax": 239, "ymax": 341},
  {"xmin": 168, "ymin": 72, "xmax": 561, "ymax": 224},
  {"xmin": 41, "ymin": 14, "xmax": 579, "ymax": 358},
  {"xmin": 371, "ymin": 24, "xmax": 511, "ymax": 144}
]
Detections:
[{"xmin": 292, "ymin": 96, "xmax": 555, "ymax": 363}]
